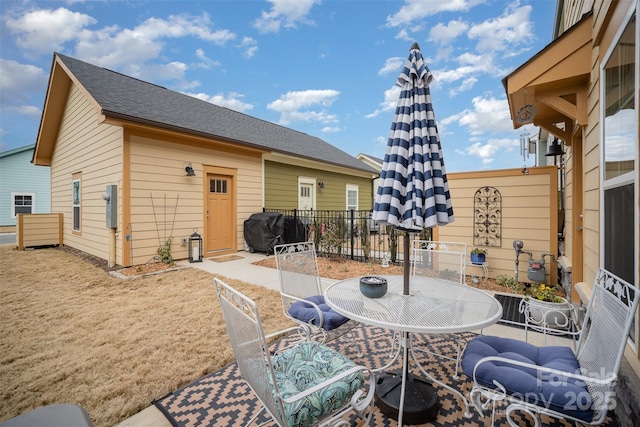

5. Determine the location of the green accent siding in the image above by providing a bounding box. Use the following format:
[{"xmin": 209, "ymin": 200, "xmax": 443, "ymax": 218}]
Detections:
[{"xmin": 264, "ymin": 161, "xmax": 373, "ymax": 210}]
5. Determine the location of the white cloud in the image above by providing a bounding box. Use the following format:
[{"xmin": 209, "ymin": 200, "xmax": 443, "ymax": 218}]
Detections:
[
  {"xmin": 429, "ymin": 19, "xmax": 469, "ymax": 45},
  {"xmin": 267, "ymin": 89, "xmax": 340, "ymax": 124},
  {"xmin": 378, "ymin": 57, "xmax": 405, "ymax": 76},
  {"xmin": 253, "ymin": 0, "xmax": 320, "ymax": 33},
  {"xmin": 239, "ymin": 37, "xmax": 258, "ymax": 59},
  {"xmin": 184, "ymin": 91, "xmax": 254, "ymax": 113},
  {"xmin": 0, "ymin": 59, "xmax": 48, "ymax": 104},
  {"xmin": 442, "ymin": 95, "xmax": 513, "ymax": 134},
  {"xmin": 195, "ymin": 48, "xmax": 221, "ymax": 70},
  {"xmin": 449, "ymin": 77, "xmax": 478, "ymax": 96},
  {"xmin": 3, "ymin": 105, "xmax": 42, "ymax": 117},
  {"xmin": 455, "ymin": 137, "xmax": 517, "ymax": 164},
  {"xmin": 366, "ymin": 85, "xmax": 401, "ymax": 119},
  {"xmin": 386, "ymin": 0, "xmax": 482, "ymax": 27},
  {"xmin": 5, "ymin": 7, "xmax": 96, "ymax": 55},
  {"xmin": 468, "ymin": 5, "xmax": 533, "ymax": 53},
  {"xmin": 74, "ymin": 14, "xmax": 236, "ymax": 70},
  {"xmin": 321, "ymin": 126, "xmax": 341, "ymax": 133},
  {"xmin": 375, "ymin": 136, "xmax": 387, "ymax": 147}
]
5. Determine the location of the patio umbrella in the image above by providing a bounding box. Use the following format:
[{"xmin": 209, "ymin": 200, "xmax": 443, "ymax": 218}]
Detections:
[
  {"xmin": 373, "ymin": 42, "xmax": 454, "ymax": 296},
  {"xmin": 371, "ymin": 42, "xmax": 455, "ymax": 425}
]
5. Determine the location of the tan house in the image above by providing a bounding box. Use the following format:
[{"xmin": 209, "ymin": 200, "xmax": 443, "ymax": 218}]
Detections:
[
  {"xmin": 33, "ymin": 53, "xmax": 377, "ymax": 268},
  {"xmin": 502, "ymin": 0, "xmax": 639, "ymax": 417}
]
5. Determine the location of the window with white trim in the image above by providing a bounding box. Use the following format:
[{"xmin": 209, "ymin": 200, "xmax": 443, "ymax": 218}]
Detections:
[
  {"xmin": 601, "ymin": 8, "xmax": 637, "ymax": 347},
  {"xmin": 72, "ymin": 179, "xmax": 81, "ymax": 232},
  {"xmin": 346, "ymin": 184, "xmax": 358, "ymax": 211},
  {"xmin": 11, "ymin": 193, "xmax": 34, "ymax": 217}
]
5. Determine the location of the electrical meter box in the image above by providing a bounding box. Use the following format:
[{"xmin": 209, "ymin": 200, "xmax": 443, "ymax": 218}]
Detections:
[{"xmin": 104, "ymin": 185, "xmax": 117, "ymax": 229}]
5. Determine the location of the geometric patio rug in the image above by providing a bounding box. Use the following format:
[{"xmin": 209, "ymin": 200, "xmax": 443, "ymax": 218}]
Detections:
[{"xmin": 153, "ymin": 325, "xmax": 619, "ymax": 427}]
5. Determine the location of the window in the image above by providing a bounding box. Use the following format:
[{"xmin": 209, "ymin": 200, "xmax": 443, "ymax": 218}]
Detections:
[
  {"xmin": 300, "ymin": 186, "xmax": 310, "ymax": 198},
  {"xmin": 602, "ymin": 13, "xmax": 636, "ymax": 284},
  {"xmin": 209, "ymin": 178, "xmax": 228, "ymax": 194},
  {"xmin": 11, "ymin": 193, "xmax": 34, "ymax": 217},
  {"xmin": 601, "ymin": 9, "xmax": 637, "ymax": 347},
  {"xmin": 72, "ymin": 179, "xmax": 81, "ymax": 232},
  {"xmin": 346, "ymin": 184, "xmax": 358, "ymax": 211}
]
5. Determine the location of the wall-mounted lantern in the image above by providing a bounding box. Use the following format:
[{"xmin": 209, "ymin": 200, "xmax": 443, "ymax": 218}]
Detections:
[
  {"xmin": 318, "ymin": 181, "xmax": 325, "ymax": 189},
  {"xmin": 188, "ymin": 229, "xmax": 203, "ymax": 263},
  {"xmin": 185, "ymin": 163, "xmax": 196, "ymax": 177}
]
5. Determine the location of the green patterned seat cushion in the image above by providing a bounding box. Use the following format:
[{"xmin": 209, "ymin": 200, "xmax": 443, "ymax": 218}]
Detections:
[{"xmin": 271, "ymin": 341, "xmax": 364, "ymax": 427}]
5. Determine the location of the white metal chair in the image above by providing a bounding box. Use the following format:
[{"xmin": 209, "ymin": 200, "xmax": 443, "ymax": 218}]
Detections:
[
  {"xmin": 411, "ymin": 240, "xmax": 467, "ymax": 282},
  {"xmin": 461, "ymin": 268, "xmax": 640, "ymax": 426},
  {"xmin": 274, "ymin": 241, "xmax": 359, "ymax": 347},
  {"xmin": 214, "ymin": 278, "xmax": 375, "ymax": 427},
  {"xmin": 410, "ymin": 240, "xmax": 468, "ymax": 378}
]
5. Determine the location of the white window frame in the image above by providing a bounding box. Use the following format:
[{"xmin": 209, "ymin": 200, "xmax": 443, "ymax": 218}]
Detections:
[
  {"xmin": 599, "ymin": 1, "xmax": 638, "ymax": 351},
  {"xmin": 346, "ymin": 184, "xmax": 359, "ymax": 211},
  {"xmin": 72, "ymin": 179, "xmax": 81, "ymax": 232},
  {"xmin": 11, "ymin": 192, "xmax": 35, "ymax": 218}
]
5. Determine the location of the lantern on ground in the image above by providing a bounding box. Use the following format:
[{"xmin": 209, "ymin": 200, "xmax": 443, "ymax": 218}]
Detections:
[{"xmin": 188, "ymin": 229, "xmax": 203, "ymax": 263}]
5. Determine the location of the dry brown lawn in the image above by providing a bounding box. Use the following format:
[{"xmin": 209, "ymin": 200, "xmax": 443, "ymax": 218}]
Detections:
[
  {"xmin": 1, "ymin": 245, "xmax": 517, "ymax": 427},
  {"xmin": 0, "ymin": 245, "xmax": 291, "ymax": 427}
]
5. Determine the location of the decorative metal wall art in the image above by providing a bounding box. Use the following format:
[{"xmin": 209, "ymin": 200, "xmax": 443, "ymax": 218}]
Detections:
[{"xmin": 473, "ymin": 186, "xmax": 501, "ymax": 247}]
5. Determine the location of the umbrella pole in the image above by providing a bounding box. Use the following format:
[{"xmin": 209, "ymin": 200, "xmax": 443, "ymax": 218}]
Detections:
[{"xmin": 403, "ymin": 231, "xmax": 410, "ymax": 295}]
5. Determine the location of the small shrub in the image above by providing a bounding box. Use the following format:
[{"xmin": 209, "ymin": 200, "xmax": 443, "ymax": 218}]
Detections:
[
  {"xmin": 157, "ymin": 237, "xmax": 174, "ymax": 265},
  {"xmin": 495, "ymin": 274, "xmax": 523, "ymax": 292}
]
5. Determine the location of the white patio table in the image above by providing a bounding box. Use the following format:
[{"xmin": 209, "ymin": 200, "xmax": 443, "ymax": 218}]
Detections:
[{"xmin": 324, "ymin": 275, "xmax": 502, "ymax": 426}]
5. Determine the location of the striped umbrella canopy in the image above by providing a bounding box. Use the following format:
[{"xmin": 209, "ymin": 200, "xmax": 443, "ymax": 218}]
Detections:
[
  {"xmin": 373, "ymin": 42, "xmax": 454, "ymax": 231},
  {"xmin": 373, "ymin": 42, "xmax": 454, "ymax": 295}
]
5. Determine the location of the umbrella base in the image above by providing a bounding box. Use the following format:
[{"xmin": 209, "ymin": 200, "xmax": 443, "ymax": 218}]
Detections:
[{"xmin": 375, "ymin": 370, "xmax": 439, "ymax": 424}]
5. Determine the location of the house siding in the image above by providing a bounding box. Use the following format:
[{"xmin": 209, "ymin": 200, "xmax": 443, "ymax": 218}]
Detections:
[
  {"xmin": 0, "ymin": 145, "xmax": 51, "ymax": 227},
  {"xmin": 127, "ymin": 133, "xmax": 262, "ymax": 265},
  {"xmin": 264, "ymin": 161, "xmax": 373, "ymax": 211},
  {"xmin": 564, "ymin": 0, "xmax": 640, "ymax": 386},
  {"xmin": 434, "ymin": 167, "xmax": 557, "ymax": 283},
  {"xmin": 50, "ymin": 83, "xmax": 123, "ymax": 261}
]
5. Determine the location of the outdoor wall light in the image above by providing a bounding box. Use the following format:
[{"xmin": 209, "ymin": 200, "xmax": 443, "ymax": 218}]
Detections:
[
  {"xmin": 521, "ymin": 166, "xmax": 529, "ymax": 175},
  {"xmin": 318, "ymin": 181, "xmax": 325, "ymax": 189},
  {"xmin": 185, "ymin": 163, "xmax": 196, "ymax": 177}
]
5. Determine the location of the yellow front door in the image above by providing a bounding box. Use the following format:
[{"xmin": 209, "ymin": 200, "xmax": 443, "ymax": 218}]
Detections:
[{"xmin": 206, "ymin": 172, "xmax": 234, "ymax": 254}]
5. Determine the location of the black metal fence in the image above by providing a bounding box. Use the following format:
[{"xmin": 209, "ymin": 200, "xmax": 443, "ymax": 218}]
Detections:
[{"xmin": 263, "ymin": 208, "xmax": 432, "ymax": 265}]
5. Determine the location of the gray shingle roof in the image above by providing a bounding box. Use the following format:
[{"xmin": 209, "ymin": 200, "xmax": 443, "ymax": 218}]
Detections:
[{"xmin": 56, "ymin": 53, "xmax": 376, "ymax": 174}]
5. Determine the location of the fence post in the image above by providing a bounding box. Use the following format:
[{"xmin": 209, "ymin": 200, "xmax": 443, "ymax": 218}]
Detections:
[{"xmin": 349, "ymin": 209, "xmax": 354, "ymax": 260}]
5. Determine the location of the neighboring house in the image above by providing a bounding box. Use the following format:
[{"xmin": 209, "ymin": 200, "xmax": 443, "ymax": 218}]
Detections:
[
  {"xmin": 356, "ymin": 153, "xmax": 383, "ymax": 201},
  {"xmin": 502, "ymin": 0, "xmax": 639, "ymax": 411},
  {"xmin": 0, "ymin": 144, "xmax": 50, "ymax": 229},
  {"xmin": 33, "ymin": 53, "xmax": 377, "ymax": 267}
]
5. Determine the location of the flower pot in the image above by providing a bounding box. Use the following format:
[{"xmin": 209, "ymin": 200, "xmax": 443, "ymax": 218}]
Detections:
[
  {"xmin": 360, "ymin": 276, "xmax": 387, "ymax": 298},
  {"xmin": 470, "ymin": 253, "xmax": 486, "ymax": 265},
  {"xmin": 525, "ymin": 297, "xmax": 572, "ymax": 329}
]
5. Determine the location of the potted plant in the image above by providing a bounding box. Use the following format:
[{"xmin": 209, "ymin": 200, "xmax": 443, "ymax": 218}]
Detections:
[
  {"xmin": 470, "ymin": 247, "xmax": 487, "ymax": 264},
  {"xmin": 523, "ymin": 284, "xmax": 572, "ymax": 329}
]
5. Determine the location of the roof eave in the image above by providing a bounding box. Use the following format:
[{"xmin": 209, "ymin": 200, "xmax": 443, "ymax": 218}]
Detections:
[{"xmin": 503, "ymin": 12, "xmax": 593, "ymax": 141}]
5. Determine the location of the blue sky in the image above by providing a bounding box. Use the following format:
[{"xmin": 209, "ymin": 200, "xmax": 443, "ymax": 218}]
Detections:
[{"xmin": 0, "ymin": 0, "xmax": 556, "ymax": 172}]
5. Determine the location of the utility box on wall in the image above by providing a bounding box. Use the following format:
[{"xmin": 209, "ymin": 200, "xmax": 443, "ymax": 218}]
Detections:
[{"xmin": 103, "ymin": 185, "xmax": 117, "ymax": 229}]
